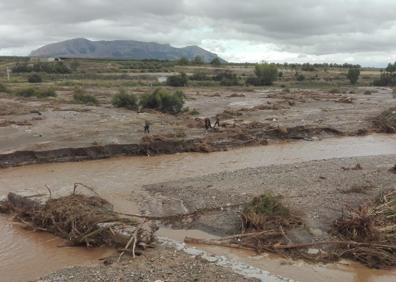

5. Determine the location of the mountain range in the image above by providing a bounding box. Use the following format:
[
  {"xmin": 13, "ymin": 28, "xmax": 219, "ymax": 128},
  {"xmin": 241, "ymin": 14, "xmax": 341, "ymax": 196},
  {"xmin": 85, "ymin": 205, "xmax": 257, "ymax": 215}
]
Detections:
[{"xmin": 30, "ymin": 38, "xmax": 224, "ymax": 62}]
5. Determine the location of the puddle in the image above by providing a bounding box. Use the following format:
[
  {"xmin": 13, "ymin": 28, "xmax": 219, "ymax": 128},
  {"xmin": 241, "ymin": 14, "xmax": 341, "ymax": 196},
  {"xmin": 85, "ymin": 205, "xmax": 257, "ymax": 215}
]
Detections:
[{"xmin": 0, "ymin": 134, "xmax": 396, "ymax": 281}]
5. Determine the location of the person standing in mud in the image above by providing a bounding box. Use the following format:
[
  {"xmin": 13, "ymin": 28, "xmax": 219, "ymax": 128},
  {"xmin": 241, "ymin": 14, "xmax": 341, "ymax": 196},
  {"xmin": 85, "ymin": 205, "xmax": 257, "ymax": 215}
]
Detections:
[
  {"xmin": 204, "ymin": 117, "xmax": 212, "ymax": 130},
  {"xmin": 144, "ymin": 120, "xmax": 150, "ymax": 134},
  {"xmin": 214, "ymin": 115, "xmax": 220, "ymax": 128}
]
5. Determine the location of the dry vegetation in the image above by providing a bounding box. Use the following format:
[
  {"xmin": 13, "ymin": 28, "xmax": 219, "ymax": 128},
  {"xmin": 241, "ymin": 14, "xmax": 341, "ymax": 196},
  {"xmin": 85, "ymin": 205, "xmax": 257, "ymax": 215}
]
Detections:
[{"xmin": 186, "ymin": 190, "xmax": 396, "ymax": 269}]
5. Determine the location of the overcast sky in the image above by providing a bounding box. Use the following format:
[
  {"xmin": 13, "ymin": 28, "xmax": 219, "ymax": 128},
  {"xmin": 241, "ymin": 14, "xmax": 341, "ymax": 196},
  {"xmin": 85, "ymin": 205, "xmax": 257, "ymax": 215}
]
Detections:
[{"xmin": 1, "ymin": 0, "xmax": 396, "ymax": 66}]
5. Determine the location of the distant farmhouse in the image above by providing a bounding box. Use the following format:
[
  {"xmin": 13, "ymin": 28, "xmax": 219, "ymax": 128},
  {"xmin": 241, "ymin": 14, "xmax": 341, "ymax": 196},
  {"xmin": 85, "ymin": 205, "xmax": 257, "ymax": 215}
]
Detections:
[{"xmin": 30, "ymin": 57, "xmax": 63, "ymax": 63}]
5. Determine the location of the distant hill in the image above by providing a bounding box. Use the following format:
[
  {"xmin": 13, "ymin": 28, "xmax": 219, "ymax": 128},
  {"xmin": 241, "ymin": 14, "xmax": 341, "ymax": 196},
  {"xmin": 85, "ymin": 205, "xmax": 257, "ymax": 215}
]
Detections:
[{"xmin": 30, "ymin": 38, "xmax": 224, "ymax": 63}]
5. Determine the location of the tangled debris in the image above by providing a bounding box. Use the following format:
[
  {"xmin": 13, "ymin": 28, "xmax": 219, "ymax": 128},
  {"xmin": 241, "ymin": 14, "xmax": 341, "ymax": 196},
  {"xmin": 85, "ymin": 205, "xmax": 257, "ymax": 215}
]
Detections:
[
  {"xmin": 341, "ymin": 163, "xmax": 363, "ymax": 171},
  {"xmin": 185, "ymin": 191, "xmax": 396, "ymax": 269},
  {"xmin": 240, "ymin": 193, "xmax": 300, "ymax": 232},
  {"xmin": 331, "ymin": 190, "xmax": 396, "ymax": 268},
  {"xmin": 186, "ymin": 193, "xmax": 304, "ymax": 255},
  {"xmin": 374, "ymin": 107, "xmax": 396, "ymax": 133},
  {"xmin": 1, "ymin": 185, "xmax": 158, "ymax": 256}
]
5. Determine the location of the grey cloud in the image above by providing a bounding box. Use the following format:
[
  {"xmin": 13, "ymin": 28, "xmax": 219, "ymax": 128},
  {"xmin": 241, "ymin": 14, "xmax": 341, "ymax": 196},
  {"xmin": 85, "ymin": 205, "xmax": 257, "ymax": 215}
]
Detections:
[{"xmin": 0, "ymin": 0, "xmax": 396, "ymax": 65}]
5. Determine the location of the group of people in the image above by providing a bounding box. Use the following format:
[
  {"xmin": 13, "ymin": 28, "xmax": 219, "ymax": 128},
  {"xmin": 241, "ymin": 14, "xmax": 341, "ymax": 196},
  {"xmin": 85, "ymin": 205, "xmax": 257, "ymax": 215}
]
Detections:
[
  {"xmin": 143, "ymin": 116, "xmax": 220, "ymax": 134},
  {"xmin": 204, "ymin": 116, "xmax": 220, "ymax": 130}
]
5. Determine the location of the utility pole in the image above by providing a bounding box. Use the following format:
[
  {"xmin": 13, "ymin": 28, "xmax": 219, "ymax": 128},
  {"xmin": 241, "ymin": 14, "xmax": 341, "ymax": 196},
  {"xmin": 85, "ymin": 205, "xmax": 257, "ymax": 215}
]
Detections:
[{"xmin": 6, "ymin": 67, "xmax": 10, "ymax": 81}]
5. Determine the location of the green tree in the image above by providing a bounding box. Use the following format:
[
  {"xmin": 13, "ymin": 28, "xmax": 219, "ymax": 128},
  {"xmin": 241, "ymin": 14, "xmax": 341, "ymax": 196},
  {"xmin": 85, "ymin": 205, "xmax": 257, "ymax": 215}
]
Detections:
[
  {"xmin": 385, "ymin": 62, "xmax": 396, "ymax": 73},
  {"xmin": 177, "ymin": 57, "xmax": 189, "ymax": 66},
  {"xmin": 210, "ymin": 57, "xmax": 221, "ymax": 66},
  {"xmin": 254, "ymin": 64, "xmax": 278, "ymax": 85},
  {"xmin": 193, "ymin": 56, "xmax": 204, "ymax": 65},
  {"xmin": 347, "ymin": 68, "xmax": 361, "ymax": 85}
]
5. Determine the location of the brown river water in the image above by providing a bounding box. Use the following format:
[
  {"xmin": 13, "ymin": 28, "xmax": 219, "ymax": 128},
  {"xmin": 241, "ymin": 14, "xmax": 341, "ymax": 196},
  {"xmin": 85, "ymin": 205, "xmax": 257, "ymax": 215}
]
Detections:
[{"xmin": 1, "ymin": 134, "xmax": 396, "ymax": 281}]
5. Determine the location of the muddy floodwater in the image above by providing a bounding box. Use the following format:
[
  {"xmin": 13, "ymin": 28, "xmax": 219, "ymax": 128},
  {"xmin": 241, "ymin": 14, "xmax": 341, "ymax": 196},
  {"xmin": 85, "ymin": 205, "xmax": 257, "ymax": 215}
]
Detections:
[
  {"xmin": 0, "ymin": 217, "xmax": 114, "ymax": 282},
  {"xmin": 1, "ymin": 134, "xmax": 396, "ymax": 281}
]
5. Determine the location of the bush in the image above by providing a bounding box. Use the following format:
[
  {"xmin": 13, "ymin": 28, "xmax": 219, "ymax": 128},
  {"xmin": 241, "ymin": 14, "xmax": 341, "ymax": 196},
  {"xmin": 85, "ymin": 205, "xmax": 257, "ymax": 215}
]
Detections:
[
  {"xmin": 243, "ymin": 193, "xmax": 289, "ymax": 217},
  {"xmin": 112, "ymin": 89, "xmax": 138, "ymax": 110},
  {"xmin": 373, "ymin": 72, "xmax": 396, "ymax": 86},
  {"xmin": 295, "ymin": 73, "xmax": 305, "ymax": 81},
  {"xmin": 329, "ymin": 88, "xmax": 341, "ymax": 94},
  {"xmin": 213, "ymin": 72, "xmax": 240, "ymax": 86},
  {"xmin": 15, "ymin": 87, "xmax": 56, "ymax": 98},
  {"xmin": 140, "ymin": 88, "xmax": 185, "ymax": 114},
  {"xmin": 254, "ymin": 64, "xmax": 278, "ymax": 85},
  {"xmin": 15, "ymin": 88, "xmax": 37, "ymax": 97},
  {"xmin": 301, "ymin": 63, "xmax": 316, "ymax": 71},
  {"xmin": 347, "ymin": 68, "xmax": 361, "ymax": 84},
  {"xmin": 73, "ymin": 89, "xmax": 98, "ymax": 105},
  {"xmin": 246, "ymin": 76, "xmax": 260, "ymax": 86},
  {"xmin": 36, "ymin": 88, "xmax": 56, "ymax": 98},
  {"xmin": 190, "ymin": 72, "xmax": 210, "ymax": 81},
  {"xmin": 166, "ymin": 73, "xmax": 188, "ymax": 87},
  {"xmin": 28, "ymin": 74, "xmax": 42, "ymax": 83},
  {"xmin": 0, "ymin": 83, "xmax": 7, "ymax": 93},
  {"xmin": 13, "ymin": 62, "xmax": 71, "ymax": 74}
]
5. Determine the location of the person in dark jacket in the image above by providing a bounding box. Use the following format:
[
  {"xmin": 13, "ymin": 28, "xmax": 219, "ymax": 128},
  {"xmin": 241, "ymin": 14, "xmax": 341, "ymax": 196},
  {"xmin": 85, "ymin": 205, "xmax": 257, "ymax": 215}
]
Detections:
[
  {"xmin": 214, "ymin": 115, "xmax": 220, "ymax": 128},
  {"xmin": 144, "ymin": 120, "xmax": 150, "ymax": 134},
  {"xmin": 204, "ymin": 118, "xmax": 212, "ymax": 130}
]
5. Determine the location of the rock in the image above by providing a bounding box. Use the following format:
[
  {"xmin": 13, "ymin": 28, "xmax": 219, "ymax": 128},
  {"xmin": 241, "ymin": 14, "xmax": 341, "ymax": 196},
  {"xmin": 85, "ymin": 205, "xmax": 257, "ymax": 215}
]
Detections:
[
  {"xmin": 307, "ymin": 248, "xmax": 320, "ymax": 255},
  {"xmin": 337, "ymin": 97, "xmax": 353, "ymax": 104},
  {"xmin": 277, "ymin": 127, "xmax": 288, "ymax": 134},
  {"xmin": 309, "ymin": 228, "xmax": 324, "ymax": 237}
]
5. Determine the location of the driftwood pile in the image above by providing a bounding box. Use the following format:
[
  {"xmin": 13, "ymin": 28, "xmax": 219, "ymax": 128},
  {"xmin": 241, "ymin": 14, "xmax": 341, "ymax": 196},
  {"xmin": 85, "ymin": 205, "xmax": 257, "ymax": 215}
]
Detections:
[
  {"xmin": 374, "ymin": 107, "xmax": 396, "ymax": 133},
  {"xmin": 185, "ymin": 191, "xmax": 396, "ymax": 269},
  {"xmin": 0, "ymin": 184, "xmax": 158, "ymax": 257},
  {"xmin": 331, "ymin": 190, "xmax": 396, "ymax": 268}
]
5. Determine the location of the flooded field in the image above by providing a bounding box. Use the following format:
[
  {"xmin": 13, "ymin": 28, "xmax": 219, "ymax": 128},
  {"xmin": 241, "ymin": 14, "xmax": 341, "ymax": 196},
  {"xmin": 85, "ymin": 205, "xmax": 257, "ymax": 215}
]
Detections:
[{"xmin": 1, "ymin": 134, "xmax": 396, "ymax": 281}]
